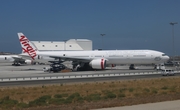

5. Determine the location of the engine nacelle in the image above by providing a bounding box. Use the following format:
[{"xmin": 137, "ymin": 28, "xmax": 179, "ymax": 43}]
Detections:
[
  {"xmin": 25, "ymin": 60, "xmax": 32, "ymax": 64},
  {"xmin": 89, "ymin": 59, "xmax": 107, "ymax": 69}
]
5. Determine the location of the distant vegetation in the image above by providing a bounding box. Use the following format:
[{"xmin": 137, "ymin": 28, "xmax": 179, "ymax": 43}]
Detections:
[{"xmin": 0, "ymin": 77, "xmax": 180, "ymax": 110}]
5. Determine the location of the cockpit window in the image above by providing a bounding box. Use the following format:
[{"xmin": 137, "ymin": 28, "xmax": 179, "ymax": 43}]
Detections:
[{"xmin": 162, "ymin": 54, "xmax": 167, "ymax": 56}]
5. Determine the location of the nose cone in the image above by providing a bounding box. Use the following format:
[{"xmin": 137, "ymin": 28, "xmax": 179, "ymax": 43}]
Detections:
[{"xmin": 163, "ymin": 55, "xmax": 170, "ymax": 61}]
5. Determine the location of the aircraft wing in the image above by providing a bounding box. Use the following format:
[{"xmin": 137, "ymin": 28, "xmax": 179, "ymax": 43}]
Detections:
[
  {"xmin": 48, "ymin": 56, "xmax": 91, "ymax": 63},
  {"xmin": 18, "ymin": 54, "xmax": 32, "ymax": 60},
  {"xmin": 11, "ymin": 56, "xmax": 25, "ymax": 62},
  {"xmin": 11, "ymin": 55, "xmax": 25, "ymax": 63}
]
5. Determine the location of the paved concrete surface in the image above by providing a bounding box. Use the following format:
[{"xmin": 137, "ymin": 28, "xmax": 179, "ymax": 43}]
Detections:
[
  {"xmin": 0, "ymin": 63, "xmax": 178, "ymax": 79},
  {"xmin": 94, "ymin": 100, "xmax": 180, "ymax": 110},
  {"xmin": 0, "ymin": 63, "xmax": 179, "ymax": 87},
  {"xmin": 0, "ymin": 63, "xmax": 158, "ymax": 78}
]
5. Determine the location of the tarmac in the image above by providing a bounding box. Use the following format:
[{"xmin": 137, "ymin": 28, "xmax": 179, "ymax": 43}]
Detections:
[{"xmin": 0, "ymin": 63, "xmax": 158, "ymax": 78}]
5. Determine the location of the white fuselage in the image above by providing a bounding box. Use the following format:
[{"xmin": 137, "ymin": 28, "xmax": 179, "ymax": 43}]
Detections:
[{"xmin": 37, "ymin": 50, "xmax": 169, "ymax": 65}]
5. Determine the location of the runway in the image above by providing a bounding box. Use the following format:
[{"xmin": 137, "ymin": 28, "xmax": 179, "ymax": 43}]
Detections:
[
  {"xmin": 0, "ymin": 63, "xmax": 158, "ymax": 78},
  {"xmin": 0, "ymin": 63, "xmax": 179, "ymax": 86}
]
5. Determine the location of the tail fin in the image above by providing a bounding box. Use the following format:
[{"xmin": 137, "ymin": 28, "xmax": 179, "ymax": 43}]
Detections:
[{"xmin": 17, "ymin": 32, "xmax": 38, "ymax": 60}]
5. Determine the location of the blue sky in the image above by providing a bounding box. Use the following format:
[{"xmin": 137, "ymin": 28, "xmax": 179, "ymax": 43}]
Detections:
[{"xmin": 0, "ymin": 0, "xmax": 180, "ymax": 56}]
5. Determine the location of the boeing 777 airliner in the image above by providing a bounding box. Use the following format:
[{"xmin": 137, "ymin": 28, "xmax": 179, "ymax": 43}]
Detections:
[{"xmin": 18, "ymin": 32, "xmax": 169, "ymax": 71}]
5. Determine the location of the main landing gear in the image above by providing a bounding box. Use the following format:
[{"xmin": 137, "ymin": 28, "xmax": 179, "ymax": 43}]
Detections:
[{"xmin": 72, "ymin": 63, "xmax": 93, "ymax": 71}]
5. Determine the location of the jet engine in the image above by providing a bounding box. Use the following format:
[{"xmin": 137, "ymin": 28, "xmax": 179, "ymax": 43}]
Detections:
[
  {"xmin": 25, "ymin": 60, "xmax": 32, "ymax": 64},
  {"xmin": 89, "ymin": 59, "xmax": 107, "ymax": 69}
]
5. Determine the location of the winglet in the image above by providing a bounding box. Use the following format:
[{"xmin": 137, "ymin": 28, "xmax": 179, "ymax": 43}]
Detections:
[{"xmin": 17, "ymin": 32, "xmax": 38, "ymax": 60}]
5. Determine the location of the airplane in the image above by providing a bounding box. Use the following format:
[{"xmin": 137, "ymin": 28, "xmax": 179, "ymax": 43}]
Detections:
[
  {"xmin": 0, "ymin": 54, "xmax": 32, "ymax": 66},
  {"xmin": 17, "ymin": 32, "xmax": 170, "ymax": 71}
]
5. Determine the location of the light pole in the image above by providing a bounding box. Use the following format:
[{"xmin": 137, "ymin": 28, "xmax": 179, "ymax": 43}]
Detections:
[
  {"xmin": 169, "ymin": 22, "xmax": 178, "ymax": 63},
  {"xmin": 100, "ymin": 34, "xmax": 105, "ymax": 50}
]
